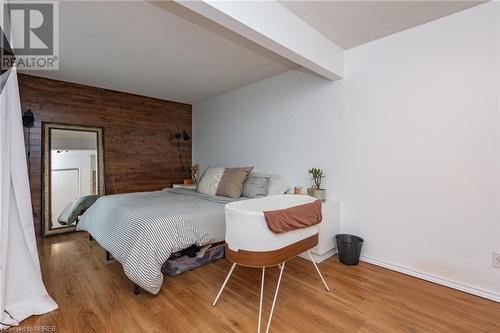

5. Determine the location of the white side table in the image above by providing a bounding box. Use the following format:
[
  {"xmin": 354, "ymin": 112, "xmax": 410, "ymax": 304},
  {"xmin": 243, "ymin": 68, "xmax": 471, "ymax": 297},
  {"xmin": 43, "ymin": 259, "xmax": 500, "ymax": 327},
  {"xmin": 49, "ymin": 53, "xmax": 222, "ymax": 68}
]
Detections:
[
  {"xmin": 299, "ymin": 199, "xmax": 340, "ymax": 263},
  {"xmin": 173, "ymin": 184, "xmax": 197, "ymax": 190}
]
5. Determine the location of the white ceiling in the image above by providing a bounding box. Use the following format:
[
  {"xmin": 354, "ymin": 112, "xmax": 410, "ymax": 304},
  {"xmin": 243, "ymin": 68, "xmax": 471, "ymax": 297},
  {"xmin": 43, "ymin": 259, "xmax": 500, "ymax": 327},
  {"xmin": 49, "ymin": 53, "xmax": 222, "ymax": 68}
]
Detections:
[
  {"xmin": 22, "ymin": 1, "xmax": 296, "ymax": 104},
  {"xmin": 22, "ymin": 1, "xmax": 484, "ymax": 104},
  {"xmin": 279, "ymin": 0, "xmax": 484, "ymax": 49}
]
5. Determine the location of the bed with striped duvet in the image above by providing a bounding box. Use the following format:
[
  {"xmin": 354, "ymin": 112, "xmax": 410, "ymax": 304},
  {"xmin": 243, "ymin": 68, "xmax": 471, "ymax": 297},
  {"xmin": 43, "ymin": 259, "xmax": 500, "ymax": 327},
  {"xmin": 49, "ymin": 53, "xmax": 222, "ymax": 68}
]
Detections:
[{"xmin": 76, "ymin": 188, "xmax": 235, "ymax": 294}]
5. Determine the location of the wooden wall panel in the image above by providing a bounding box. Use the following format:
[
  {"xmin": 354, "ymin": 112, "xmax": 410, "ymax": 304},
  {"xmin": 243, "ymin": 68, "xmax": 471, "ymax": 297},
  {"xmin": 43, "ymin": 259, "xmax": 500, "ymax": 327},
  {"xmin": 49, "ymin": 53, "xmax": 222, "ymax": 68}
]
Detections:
[{"xmin": 18, "ymin": 74, "xmax": 192, "ymax": 236}]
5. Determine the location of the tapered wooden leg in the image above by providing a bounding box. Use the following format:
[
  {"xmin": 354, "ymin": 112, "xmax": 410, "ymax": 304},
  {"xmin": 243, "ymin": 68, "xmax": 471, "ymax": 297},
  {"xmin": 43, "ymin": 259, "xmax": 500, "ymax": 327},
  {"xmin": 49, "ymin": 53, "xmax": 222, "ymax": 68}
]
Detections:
[
  {"xmin": 257, "ymin": 267, "xmax": 265, "ymax": 333},
  {"xmin": 213, "ymin": 263, "xmax": 237, "ymax": 306},
  {"xmin": 133, "ymin": 283, "xmax": 140, "ymax": 295},
  {"xmin": 265, "ymin": 262, "xmax": 285, "ymax": 333},
  {"xmin": 308, "ymin": 251, "xmax": 330, "ymax": 292}
]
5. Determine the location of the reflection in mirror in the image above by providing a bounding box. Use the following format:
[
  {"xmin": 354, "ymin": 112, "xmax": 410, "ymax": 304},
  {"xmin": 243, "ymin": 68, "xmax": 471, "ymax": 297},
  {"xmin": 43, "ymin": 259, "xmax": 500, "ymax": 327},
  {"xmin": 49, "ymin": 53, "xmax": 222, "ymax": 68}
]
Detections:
[
  {"xmin": 50, "ymin": 130, "xmax": 98, "ymax": 228},
  {"xmin": 42, "ymin": 123, "xmax": 105, "ymax": 236}
]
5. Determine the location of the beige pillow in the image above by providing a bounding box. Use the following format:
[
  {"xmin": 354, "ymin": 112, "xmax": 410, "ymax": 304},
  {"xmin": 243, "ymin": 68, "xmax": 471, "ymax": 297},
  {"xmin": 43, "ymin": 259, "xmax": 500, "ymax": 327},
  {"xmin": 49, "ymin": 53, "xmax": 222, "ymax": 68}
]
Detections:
[{"xmin": 216, "ymin": 167, "xmax": 253, "ymax": 199}]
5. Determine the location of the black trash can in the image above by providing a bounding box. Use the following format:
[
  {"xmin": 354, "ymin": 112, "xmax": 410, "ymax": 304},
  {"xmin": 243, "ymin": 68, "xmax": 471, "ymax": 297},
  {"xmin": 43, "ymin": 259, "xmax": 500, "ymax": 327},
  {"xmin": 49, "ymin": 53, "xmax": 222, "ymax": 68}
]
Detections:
[{"xmin": 336, "ymin": 234, "xmax": 364, "ymax": 266}]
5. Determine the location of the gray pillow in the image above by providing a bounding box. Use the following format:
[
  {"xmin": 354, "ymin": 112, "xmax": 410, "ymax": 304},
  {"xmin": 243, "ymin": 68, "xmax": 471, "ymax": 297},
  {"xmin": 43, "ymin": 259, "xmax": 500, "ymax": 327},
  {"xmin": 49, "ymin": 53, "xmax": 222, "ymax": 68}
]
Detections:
[
  {"xmin": 242, "ymin": 175, "xmax": 269, "ymax": 198},
  {"xmin": 252, "ymin": 172, "xmax": 290, "ymax": 195},
  {"xmin": 57, "ymin": 194, "xmax": 98, "ymax": 225}
]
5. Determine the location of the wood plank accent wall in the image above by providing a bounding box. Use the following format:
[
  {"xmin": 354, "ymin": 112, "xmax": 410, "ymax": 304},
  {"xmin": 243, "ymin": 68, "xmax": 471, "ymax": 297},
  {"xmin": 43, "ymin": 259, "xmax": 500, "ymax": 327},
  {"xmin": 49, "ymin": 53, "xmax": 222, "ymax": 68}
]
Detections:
[{"xmin": 18, "ymin": 74, "xmax": 192, "ymax": 236}]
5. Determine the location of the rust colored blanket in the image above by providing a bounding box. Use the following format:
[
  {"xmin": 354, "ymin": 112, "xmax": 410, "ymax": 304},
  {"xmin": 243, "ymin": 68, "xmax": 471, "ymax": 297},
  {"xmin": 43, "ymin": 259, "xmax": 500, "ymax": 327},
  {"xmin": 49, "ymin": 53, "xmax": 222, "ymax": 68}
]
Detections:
[{"xmin": 263, "ymin": 200, "xmax": 322, "ymax": 234}]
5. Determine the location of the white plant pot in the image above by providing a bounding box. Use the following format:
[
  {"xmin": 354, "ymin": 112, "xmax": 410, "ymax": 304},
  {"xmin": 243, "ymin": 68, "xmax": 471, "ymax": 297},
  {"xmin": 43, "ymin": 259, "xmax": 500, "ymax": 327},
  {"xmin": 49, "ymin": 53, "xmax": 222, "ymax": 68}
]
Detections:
[{"xmin": 313, "ymin": 189, "xmax": 326, "ymax": 202}]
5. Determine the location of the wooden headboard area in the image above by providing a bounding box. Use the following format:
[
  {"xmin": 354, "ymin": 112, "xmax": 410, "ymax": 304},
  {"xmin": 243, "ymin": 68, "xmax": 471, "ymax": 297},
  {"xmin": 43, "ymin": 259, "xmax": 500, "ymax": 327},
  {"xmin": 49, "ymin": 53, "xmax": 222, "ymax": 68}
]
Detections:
[{"xmin": 18, "ymin": 74, "xmax": 192, "ymax": 236}]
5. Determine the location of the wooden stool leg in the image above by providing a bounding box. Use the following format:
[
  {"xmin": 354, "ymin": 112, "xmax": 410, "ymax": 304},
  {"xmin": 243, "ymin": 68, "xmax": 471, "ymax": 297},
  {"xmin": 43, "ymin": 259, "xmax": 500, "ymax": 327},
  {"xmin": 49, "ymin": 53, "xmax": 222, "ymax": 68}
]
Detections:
[
  {"xmin": 265, "ymin": 262, "xmax": 285, "ymax": 333},
  {"xmin": 257, "ymin": 267, "xmax": 266, "ymax": 333},
  {"xmin": 308, "ymin": 251, "xmax": 330, "ymax": 292},
  {"xmin": 213, "ymin": 263, "xmax": 237, "ymax": 306}
]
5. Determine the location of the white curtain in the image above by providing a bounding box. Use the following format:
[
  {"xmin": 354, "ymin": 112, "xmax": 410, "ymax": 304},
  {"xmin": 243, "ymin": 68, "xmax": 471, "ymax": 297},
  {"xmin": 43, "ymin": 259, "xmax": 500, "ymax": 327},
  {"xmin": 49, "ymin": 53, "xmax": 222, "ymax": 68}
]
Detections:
[{"xmin": 0, "ymin": 67, "xmax": 57, "ymax": 329}]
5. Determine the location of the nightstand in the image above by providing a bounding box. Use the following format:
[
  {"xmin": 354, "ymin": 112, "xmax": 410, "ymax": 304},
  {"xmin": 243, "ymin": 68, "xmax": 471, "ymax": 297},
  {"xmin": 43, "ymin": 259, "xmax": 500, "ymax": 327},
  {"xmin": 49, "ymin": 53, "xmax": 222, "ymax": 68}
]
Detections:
[
  {"xmin": 173, "ymin": 184, "xmax": 197, "ymax": 190},
  {"xmin": 299, "ymin": 199, "xmax": 340, "ymax": 263}
]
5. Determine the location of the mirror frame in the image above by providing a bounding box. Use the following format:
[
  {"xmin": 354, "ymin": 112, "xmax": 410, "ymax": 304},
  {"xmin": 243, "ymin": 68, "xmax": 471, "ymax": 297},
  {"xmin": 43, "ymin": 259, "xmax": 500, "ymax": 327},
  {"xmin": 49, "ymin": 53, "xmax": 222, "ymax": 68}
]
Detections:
[{"xmin": 41, "ymin": 122, "xmax": 105, "ymax": 237}]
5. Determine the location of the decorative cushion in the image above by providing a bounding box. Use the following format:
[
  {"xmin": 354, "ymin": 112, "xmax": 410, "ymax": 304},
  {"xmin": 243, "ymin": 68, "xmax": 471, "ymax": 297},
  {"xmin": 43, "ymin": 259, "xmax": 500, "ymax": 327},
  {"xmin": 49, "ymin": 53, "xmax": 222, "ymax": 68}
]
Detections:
[
  {"xmin": 57, "ymin": 194, "xmax": 98, "ymax": 225},
  {"xmin": 252, "ymin": 172, "xmax": 291, "ymax": 195},
  {"xmin": 197, "ymin": 166, "xmax": 225, "ymax": 196},
  {"xmin": 242, "ymin": 175, "xmax": 269, "ymax": 198},
  {"xmin": 216, "ymin": 167, "xmax": 253, "ymax": 199}
]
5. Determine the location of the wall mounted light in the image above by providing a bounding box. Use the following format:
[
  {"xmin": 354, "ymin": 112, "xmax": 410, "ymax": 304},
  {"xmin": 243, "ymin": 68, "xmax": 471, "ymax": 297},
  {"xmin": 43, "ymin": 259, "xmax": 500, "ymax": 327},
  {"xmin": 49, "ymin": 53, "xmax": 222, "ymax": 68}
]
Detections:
[
  {"xmin": 175, "ymin": 130, "xmax": 191, "ymax": 171},
  {"xmin": 22, "ymin": 109, "xmax": 35, "ymax": 128}
]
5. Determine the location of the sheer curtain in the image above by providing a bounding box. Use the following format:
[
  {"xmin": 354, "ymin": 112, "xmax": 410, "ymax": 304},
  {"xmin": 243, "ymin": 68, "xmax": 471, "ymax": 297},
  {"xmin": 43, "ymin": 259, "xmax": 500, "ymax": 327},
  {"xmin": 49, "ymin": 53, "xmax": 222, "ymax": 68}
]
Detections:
[{"xmin": 0, "ymin": 67, "xmax": 57, "ymax": 329}]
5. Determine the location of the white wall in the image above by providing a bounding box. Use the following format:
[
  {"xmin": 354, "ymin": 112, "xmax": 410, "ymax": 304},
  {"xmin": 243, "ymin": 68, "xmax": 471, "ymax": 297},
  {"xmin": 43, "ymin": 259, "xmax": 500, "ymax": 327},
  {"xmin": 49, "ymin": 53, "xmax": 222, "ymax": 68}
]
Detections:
[
  {"xmin": 193, "ymin": 3, "xmax": 500, "ymax": 301},
  {"xmin": 51, "ymin": 150, "xmax": 97, "ymax": 227},
  {"xmin": 52, "ymin": 150, "xmax": 96, "ymax": 197},
  {"xmin": 52, "ymin": 138, "xmax": 97, "ymax": 150}
]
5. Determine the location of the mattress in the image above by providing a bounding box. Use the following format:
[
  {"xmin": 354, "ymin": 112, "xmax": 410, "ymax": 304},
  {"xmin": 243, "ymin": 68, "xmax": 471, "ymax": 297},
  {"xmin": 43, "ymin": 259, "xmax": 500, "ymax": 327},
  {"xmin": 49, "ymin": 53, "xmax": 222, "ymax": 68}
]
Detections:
[{"xmin": 76, "ymin": 188, "xmax": 236, "ymax": 294}]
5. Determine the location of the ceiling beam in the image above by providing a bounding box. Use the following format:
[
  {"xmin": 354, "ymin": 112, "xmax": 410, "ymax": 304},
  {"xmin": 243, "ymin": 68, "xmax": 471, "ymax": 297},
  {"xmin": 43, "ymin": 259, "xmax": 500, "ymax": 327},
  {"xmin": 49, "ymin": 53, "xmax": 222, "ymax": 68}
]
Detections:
[{"xmin": 174, "ymin": 0, "xmax": 343, "ymax": 80}]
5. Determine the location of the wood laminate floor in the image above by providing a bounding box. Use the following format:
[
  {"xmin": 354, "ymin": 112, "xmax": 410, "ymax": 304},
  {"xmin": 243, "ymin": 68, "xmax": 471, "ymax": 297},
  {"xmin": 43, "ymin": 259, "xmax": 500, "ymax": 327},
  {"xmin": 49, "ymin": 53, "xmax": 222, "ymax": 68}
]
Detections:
[{"xmin": 18, "ymin": 232, "xmax": 499, "ymax": 333}]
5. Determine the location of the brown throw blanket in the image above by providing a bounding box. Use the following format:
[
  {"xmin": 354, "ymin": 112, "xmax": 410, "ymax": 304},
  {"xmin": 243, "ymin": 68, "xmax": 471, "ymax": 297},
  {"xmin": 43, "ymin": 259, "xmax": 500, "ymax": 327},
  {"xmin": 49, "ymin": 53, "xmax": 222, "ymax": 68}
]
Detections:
[{"xmin": 264, "ymin": 200, "xmax": 322, "ymax": 234}]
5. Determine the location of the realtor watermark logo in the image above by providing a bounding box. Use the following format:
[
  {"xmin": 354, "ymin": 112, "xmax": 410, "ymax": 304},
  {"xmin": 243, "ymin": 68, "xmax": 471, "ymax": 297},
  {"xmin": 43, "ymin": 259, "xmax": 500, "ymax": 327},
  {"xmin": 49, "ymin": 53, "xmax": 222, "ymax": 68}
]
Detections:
[{"xmin": 1, "ymin": 1, "xmax": 59, "ymax": 70}]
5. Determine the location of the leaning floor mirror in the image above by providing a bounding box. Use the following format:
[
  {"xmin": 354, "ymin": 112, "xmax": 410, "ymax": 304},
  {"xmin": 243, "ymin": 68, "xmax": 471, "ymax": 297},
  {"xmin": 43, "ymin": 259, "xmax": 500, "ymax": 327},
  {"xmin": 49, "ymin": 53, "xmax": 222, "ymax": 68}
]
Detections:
[{"xmin": 42, "ymin": 122, "xmax": 105, "ymax": 236}]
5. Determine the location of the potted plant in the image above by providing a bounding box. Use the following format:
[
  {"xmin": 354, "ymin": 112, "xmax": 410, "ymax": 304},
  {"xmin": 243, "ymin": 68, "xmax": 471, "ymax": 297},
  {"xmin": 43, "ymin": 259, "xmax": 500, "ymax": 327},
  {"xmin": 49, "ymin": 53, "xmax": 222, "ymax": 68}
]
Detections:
[{"xmin": 307, "ymin": 167, "xmax": 326, "ymax": 201}]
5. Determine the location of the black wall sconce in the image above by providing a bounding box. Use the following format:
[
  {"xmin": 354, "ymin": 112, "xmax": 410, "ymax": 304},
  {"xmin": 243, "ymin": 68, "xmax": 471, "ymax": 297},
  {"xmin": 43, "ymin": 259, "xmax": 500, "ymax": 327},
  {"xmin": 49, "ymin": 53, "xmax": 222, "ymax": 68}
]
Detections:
[
  {"xmin": 22, "ymin": 109, "xmax": 35, "ymax": 128},
  {"xmin": 23, "ymin": 109, "xmax": 35, "ymax": 188},
  {"xmin": 23, "ymin": 109, "xmax": 35, "ymax": 160},
  {"xmin": 175, "ymin": 130, "xmax": 191, "ymax": 171}
]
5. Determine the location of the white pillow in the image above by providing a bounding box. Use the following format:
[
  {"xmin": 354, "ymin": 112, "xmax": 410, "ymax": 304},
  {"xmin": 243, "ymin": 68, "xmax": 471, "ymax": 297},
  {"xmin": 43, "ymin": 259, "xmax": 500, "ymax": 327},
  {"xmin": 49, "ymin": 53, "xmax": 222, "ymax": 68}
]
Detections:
[
  {"xmin": 197, "ymin": 166, "xmax": 225, "ymax": 196},
  {"xmin": 251, "ymin": 172, "xmax": 290, "ymax": 195}
]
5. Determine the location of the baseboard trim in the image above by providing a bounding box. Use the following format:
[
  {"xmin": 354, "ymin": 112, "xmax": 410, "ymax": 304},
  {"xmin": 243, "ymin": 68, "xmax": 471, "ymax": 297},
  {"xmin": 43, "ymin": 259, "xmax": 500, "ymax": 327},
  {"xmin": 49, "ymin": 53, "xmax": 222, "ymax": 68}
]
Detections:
[{"xmin": 360, "ymin": 255, "xmax": 500, "ymax": 303}]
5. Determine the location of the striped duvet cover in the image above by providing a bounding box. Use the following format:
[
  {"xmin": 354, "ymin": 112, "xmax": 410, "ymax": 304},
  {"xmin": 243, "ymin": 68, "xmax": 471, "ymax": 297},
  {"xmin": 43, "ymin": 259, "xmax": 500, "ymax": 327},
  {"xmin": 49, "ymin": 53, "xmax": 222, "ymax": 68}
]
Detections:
[{"xmin": 76, "ymin": 188, "xmax": 235, "ymax": 294}]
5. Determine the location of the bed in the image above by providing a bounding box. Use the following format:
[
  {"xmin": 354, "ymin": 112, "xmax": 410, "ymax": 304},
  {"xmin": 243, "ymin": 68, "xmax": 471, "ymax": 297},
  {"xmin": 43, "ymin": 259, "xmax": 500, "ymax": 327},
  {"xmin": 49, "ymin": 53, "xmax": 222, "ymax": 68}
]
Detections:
[
  {"xmin": 77, "ymin": 170, "xmax": 290, "ymax": 295},
  {"xmin": 76, "ymin": 188, "xmax": 236, "ymax": 294}
]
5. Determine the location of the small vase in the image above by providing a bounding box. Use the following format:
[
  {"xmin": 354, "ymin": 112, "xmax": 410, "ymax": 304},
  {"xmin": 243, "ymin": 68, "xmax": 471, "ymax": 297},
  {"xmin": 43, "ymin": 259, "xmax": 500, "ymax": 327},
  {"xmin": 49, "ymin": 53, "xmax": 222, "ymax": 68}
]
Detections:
[{"xmin": 313, "ymin": 189, "xmax": 326, "ymax": 202}]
